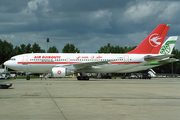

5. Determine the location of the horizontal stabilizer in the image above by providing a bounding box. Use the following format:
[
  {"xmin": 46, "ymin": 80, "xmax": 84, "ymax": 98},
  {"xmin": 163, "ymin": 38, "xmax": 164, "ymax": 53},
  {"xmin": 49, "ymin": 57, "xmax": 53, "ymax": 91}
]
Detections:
[
  {"xmin": 144, "ymin": 54, "xmax": 174, "ymax": 62},
  {"xmin": 158, "ymin": 58, "xmax": 177, "ymax": 64}
]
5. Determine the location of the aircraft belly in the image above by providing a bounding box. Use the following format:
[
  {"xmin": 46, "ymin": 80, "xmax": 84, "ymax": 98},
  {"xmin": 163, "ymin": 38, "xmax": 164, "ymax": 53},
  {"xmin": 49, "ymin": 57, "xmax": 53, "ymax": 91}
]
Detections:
[
  {"xmin": 26, "ymin": 64, "xmax": 53, "ymax": 73},
  {"xmin": 120, "ymin": 65, "xmax": 159, "ymax": 73},
  {"xmin": 12, "ymin": 65, "xmax": 24, "ymax": 71},
  {"xmin": 84, "ymin": 64, "xmax": 137, "ymax": 73},
  {"xmin": 109, "ymin": 64, "xmax": 140, "ymax": 73},
  {"xmin": 85, "ymin": 63, "xmax": 146, "ymax": 73}
]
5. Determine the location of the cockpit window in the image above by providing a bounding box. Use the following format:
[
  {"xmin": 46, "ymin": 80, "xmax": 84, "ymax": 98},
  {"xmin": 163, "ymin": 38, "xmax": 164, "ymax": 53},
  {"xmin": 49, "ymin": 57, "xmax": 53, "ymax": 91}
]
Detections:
[{"xmin": 10, "ymin": 58, "xmax": 16, "ymax": 61}]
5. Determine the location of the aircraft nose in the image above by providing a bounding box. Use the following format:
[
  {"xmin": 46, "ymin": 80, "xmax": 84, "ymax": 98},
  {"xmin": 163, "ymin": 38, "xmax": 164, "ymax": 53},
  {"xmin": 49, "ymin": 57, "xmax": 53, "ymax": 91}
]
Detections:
[
  {"xmin": 3, "ymin": 61, "xmax": 7, "ymax": 66},
  {"xmin": 4, "ymin": 61, "xmax": 7, "ymax": 66},
  {"xmin": 4, "ymin": 60, "xmax": 10, "ymax": 67}
]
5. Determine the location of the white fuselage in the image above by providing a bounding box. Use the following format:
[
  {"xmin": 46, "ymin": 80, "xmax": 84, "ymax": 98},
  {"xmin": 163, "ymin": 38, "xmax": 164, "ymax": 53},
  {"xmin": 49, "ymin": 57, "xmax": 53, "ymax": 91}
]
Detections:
[{"xmin": 4, "ymin": 53, "xmax": 157, "ymax": 74}]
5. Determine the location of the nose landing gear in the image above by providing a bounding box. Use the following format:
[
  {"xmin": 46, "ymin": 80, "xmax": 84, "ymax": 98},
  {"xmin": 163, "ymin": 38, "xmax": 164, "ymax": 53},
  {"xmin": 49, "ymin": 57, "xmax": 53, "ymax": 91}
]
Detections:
[{"xmin": 26, "ymin": 75, "xmax": 30, "ymax": 80}]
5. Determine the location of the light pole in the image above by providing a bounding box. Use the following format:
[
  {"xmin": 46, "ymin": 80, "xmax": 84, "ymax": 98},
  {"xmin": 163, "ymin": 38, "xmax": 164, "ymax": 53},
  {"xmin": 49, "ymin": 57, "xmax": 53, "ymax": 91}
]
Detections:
[
  {"xmin": 172, "ymin": 62, "xmax": 173, "ymax": 75},
  {"xmin": 47, "ymin": 38, "xmax": 49, "ymax": 52}
]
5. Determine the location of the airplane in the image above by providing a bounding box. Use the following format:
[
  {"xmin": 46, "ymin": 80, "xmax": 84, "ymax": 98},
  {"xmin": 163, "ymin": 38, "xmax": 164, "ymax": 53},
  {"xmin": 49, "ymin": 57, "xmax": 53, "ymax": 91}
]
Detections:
[
  {"xmin": 4, "ymin": 24, "xmax": 173, "ymax": 80},
  {"xmin": 120, "ymin": 36, "xmax": 178, "ymax": 73}
]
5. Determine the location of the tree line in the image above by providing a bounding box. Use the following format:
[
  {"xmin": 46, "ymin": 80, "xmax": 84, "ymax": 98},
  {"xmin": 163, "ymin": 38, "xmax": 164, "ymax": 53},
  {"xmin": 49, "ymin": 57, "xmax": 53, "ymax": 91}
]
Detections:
[
  {"xmin": 1, "ymin": 39, "xmax": 180, "ymax": 74},
  {"xmin": 0, "ymin": 40, "xmax": 79, "ymax": 64}
]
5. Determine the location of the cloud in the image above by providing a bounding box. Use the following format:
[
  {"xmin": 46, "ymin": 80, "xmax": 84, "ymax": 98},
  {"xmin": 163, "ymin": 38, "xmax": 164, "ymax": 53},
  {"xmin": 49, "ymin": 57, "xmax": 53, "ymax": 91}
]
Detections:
[
  {"xmin": 22, "ymin": 0, "xmax": 50, "ymax": 13},
  {"xmin": 159, "ymin": 2, "xmax": 180, "ymax": 23},
  {"xmin": 123, "ymin": 1, "xmax": 174, "ymax": 24},
  {"xmin": 0, "ymin": 0, "xmax": 180, "ymax": 53}
]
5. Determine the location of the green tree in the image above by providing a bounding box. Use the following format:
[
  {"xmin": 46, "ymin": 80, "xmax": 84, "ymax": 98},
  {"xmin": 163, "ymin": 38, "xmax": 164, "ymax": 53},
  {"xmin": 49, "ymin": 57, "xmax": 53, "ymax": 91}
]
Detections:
[
  {"xmin": 0, "ymin": 39, "xmax": 3, "ymax": 61},
  {"xmin": 20, "ymin": 44, "xmax": 26, "ymax": 54},
  {"xmin": 62, "ymin": 43, "xmax": 80, "ymax": 53},
  {"xmin": 12, "ymin": 44, "xmax": 32, "ymax": 56},
  {"xmin": 32, "ymin": 43, "xmax": 45, "ymax": 53},
  {"xmin": 124, "ymin": 46, "xmax": 136, "ymax": 53},
  {"xmin": 25, "ymin": 43, "xmax": 32, "ymax": 53},
  {"xmin": 153, "ymin": 48, "xmax": 180, "ymax": 74},
  {"xmin": 47, "ymin": 46, "xmax": 59, "ymax": 53},
  {"xmin": 0, "ymin": 40, "xmax": 13, "ymax": 64},
  {"xmin": 12, "ymin": 46, "xmax": 21, "ymax": 56},
  {"xmin": 172, "ymin": 48, "xmax": 180, "ymax": 74},
  {"xmin": 98, "ymin": 45, "xmax": 136, "ymax": 53},
  {"xmin": 41, "ymin": 49, "xmax": 46, "ymax": 53}
]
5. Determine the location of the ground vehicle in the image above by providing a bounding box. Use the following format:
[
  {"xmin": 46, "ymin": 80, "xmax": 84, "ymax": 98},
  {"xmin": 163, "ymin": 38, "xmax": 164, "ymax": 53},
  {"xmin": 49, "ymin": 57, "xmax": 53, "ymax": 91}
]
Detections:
[
  {"xmin": 0, "ymin": 73, "xmax": 12, "ymax": 79},
  {"xmin": 0, "ymin": 83, "xmax": 12, "ymax": 89},
  {"xmin": 141, "ymin": 74, "xmax": 151, "ymax": 79}
]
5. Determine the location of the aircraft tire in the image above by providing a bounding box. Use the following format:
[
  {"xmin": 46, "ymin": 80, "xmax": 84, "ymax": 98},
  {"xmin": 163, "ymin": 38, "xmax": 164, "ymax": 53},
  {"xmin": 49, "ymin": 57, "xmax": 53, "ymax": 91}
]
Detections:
[
  {"xmin": 77, "ymin": 76, "xmax": 81, "ymax": 80},
  {"xmin": 77, "ymin": 76, "xmax": 89, "ymax": 80},
  {"xmin": 26, "ymin": 76, "xmax": 30, "ymax": 80},
  {"xmin": 85, "ymin": 76, "xmax": 89, "ymax": 80}
]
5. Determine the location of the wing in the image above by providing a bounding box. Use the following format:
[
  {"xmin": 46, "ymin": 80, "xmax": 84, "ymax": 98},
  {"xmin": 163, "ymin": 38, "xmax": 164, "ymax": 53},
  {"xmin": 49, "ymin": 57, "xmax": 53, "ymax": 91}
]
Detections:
[
  {"xmin": 72, "ymin": 60, "xmax": 111, "ymax": 69},
  {"xmin": 55, "ymin": 60, "xmax": 111, "ymax": 70}
]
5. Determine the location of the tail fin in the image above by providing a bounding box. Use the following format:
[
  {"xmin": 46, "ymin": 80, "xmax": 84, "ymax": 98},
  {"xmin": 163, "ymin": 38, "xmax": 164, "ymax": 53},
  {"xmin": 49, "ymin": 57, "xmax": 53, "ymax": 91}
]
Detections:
[
  {"xmin": 159, "ymin": 36, "xmax": 178, "ymax": 55},
  {"xmin": 126, "ymin": 24, "xmax": 170, "ymax": 54}
]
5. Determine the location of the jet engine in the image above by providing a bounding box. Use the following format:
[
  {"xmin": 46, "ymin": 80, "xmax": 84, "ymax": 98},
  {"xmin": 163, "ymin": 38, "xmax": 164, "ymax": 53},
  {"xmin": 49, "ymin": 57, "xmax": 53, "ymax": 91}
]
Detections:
[{"xmin": 52, "ymin": 67, "xmax": 74, "ymax": 77}]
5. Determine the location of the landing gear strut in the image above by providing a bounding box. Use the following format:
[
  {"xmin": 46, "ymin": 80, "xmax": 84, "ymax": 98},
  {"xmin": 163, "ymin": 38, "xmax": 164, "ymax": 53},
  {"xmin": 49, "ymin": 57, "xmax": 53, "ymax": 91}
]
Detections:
[
  {"xmin": 77, "ymin": 72, "xmax": 89, "ymax": 80},
  {"xmin": 26, "ymin": 75, "xmax": 30, "ymax": 80}
]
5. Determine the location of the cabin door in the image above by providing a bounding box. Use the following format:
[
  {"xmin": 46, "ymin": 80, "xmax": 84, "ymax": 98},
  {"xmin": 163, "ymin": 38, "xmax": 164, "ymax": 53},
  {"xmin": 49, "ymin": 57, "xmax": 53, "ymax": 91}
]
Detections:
[
  {"xmin": 22, "ymin": 56, "xmax": 28, "ymax": 65},
  {"xmin": 124, "ymin": 55, "xmax": 129, "ymax": 64},
  {"xmin": 66, "ymin": 58, "xmax": 70, "ymax": 64}
]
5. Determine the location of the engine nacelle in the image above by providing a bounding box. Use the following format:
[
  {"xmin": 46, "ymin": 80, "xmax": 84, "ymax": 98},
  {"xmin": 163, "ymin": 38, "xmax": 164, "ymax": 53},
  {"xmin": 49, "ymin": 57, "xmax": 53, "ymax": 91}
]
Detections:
[{"xmin": 52, "ymin": 67, "xmax": 74, "ymax": 77}]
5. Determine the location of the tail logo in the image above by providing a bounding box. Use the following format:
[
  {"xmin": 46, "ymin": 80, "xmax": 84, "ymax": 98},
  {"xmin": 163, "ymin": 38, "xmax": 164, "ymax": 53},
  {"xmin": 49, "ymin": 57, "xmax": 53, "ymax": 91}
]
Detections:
[{"xmin": 149, "ymin": 33, "xmax": 162, "ymax": 47}]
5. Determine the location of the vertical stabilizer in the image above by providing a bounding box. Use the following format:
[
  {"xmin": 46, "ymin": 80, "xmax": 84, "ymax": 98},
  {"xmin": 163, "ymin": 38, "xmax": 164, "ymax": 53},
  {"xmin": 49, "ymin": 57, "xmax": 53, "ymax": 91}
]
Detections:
[{"xmin": 126, "ymin": 24, "xmax": 170, "ymax": 54}]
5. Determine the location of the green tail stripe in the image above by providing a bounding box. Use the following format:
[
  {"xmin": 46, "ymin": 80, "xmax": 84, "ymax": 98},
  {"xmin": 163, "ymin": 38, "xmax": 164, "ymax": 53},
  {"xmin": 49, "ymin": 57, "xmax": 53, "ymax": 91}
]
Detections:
[
  {"xmin": 164, "ymin": 40, "xmax": 176, "ymax": 45},
  {"xmin": 144, "ymin": 60, "xmax": 176, "ymax": 66}
]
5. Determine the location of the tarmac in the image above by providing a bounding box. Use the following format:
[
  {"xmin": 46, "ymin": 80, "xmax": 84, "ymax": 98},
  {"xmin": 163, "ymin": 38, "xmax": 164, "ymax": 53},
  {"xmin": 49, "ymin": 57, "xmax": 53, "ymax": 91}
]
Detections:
[{"xmin": 0, "ymin": 77, "xmax": 180, "ymax": 120}]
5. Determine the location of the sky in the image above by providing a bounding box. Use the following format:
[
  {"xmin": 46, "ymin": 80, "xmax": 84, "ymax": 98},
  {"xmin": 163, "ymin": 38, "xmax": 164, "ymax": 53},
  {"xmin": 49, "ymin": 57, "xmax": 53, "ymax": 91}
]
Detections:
[{"xmin": 0, "ymin": 0, "xmax": 180, "ymax": 53}]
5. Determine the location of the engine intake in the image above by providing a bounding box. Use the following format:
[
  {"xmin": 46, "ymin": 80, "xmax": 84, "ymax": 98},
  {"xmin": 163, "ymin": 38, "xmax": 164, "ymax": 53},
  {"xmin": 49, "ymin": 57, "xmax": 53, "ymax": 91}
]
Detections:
[{"xmin": 52, "ymin": 67, "xmax": 74, "ymax": 77}]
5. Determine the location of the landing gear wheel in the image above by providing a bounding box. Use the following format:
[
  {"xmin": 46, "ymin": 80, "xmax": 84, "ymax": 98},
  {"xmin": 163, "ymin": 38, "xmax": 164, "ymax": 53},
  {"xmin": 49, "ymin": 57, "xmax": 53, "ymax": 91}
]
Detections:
[
  {"xmin": 77, "ymin": 76, "xmax": 81, "ymax": 80},
  {"xmin": 26, "ymin": 75, "xmax": 30, "ymax": 80},
  {"xmin": 77, "ymin": 76, "xmax": 89, "ymax": 80},
  {"xmin": 85, "ymin": 76, "xmax": 89, "ymax": 80}
]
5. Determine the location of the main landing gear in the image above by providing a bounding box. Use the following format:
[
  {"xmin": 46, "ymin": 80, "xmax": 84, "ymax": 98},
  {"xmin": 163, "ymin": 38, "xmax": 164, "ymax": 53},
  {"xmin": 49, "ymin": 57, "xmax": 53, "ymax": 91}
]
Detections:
[
  {"xmin": 77, "ymin": 76, "xmax": 89, "ymax": 80},
  {"xmin": 77, "ymin": 72, "xmax": 89, "ymax": 80}
]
